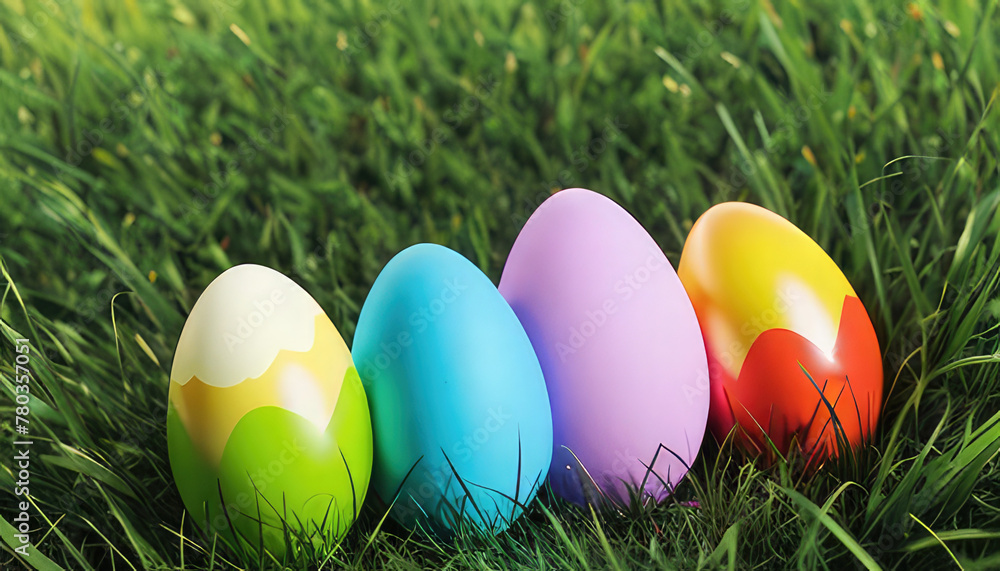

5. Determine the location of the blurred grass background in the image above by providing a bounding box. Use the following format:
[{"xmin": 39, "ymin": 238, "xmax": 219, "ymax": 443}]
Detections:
[{"xmin": 1, "ymin": 0, "xmax": 1000, "ymax": 568}]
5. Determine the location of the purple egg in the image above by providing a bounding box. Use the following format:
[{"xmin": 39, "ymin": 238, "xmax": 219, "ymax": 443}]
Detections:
[{"xmin": 499, "ymin": 188, "xmax": 709, "ymax": 507}]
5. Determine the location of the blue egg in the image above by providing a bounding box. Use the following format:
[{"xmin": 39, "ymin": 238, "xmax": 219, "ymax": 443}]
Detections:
[{"xmin": 352, "ymin": 243, "xmax": 553, "ymax": 537}]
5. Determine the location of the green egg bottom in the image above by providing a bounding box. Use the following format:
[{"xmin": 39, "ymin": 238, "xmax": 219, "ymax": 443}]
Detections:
[{"xmin": 167, "ymin": 367, "xmax": 373, "ymax": 558}]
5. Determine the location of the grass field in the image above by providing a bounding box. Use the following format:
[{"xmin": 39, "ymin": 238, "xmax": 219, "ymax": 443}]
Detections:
[{"xmin": 2, "ymin": 0, "xmax": 1000, "ymax": 568}]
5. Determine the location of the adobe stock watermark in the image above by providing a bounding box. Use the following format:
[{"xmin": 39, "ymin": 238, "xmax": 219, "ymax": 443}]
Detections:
[
  {"xmin": 384, "ymin": 73, "xmax": 499, "ymax": 189},
  {"xmin": 359, "ymin": 277, "xmax": 467, "ymax": 379},
  {"xmin": 676, "ymin": 0, "xmax": 753, "ymax": 66},
  {"xmin": 555, "ymin": 249, "xmax": 664, "ymax": 362},
  {"xmin": 452, "ymin": 407, "xmax": 512, "ymax": 462},
  {"xmin": 402, "ymin": 406, "xmax": 513, "ymax": 516},
  {"xmin": 839, "ymin": 128, "xmax": 958, "ymax": 241},
  {"xmin": 58, "ymin": 68, "xmax": 170, "ymax": 179},
  {"xmin": 544, "ymin": 0, "xmax": 585, "ymax": 29},
  {"xmin": 212, "ymin": 0, "xmax": 245, "ymax": 16},
  {"xmin": 393, "ymin": 406, "xmax": 526, "ymax": 524},
  {"xmin": 7, "ymin": 0, "xmax": 74, "ymax": 55},
  {"xmin": 850, "ymin": 4, "xmax": 922, "ymax": 41},
  {"xmin": 713, "ymin": 87, "xmax": 831, "ymax": 197},
  {"xmin": 591, "ymin": 448, "xmax": 641, "ymax": 491},
  {"xmin": 510, "ymin": 115, "xmax": 627, "ymax": 227},
  {"xmin": 178, "ymin": 107, "xmax": 292, "ymax": 224},
  {"xmin": 223, "ymin": 287, "xmax": 287, "ymax": 352},
  {"xmin": 560, "ymin": 444, "xmax": 681, "ymax": 508},
  {"xmin": 74, "ymin": 259, "xmax": 139, "ymax": 326},
  {"xmin": 569, "ymin": 116, "xmax": 628, "ymax": 172},
  {"xmin": 205, "ymin": 437, "xmax": 306, "ymax": 533},
  {"xmin": 337, "ymin": 0, "xmax": 405, "ymax": 62},
  {"xmin": 858, "ymin": 494, "xmax": 935, "ymax": 570},
  {"xmin": 11, "ymin": 338, "xmax": 33, "ymax": 558}
]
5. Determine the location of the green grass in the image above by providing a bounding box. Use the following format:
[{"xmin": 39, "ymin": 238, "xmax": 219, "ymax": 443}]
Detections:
[{"xmin": 1, "ymin": 0, "xmax": 1000, "ymax": 568}]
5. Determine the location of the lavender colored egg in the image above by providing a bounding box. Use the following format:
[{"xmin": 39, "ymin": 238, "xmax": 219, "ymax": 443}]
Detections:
[{"xmin": 498, "ymin": 188, "xmax": 709, "ymax": 507}]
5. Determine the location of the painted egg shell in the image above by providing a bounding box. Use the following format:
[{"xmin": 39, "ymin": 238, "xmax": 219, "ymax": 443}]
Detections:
[
  {"xmin": 352, "ymin": 244, "xmax": 552, "ymax": 537},
  {"xmin": 498, "ymin": 188, "xmax": 710, "ymax": 508},
  {"xmin": 167, "ymin": 264, "xmax": 372, "ymax": 555},
  {"xmin": 677, "ymin": 202, "xmax": 883, "ymax": 463}
]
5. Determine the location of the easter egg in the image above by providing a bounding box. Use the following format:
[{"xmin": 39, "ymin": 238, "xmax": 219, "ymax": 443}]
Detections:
[
  {"xmin": 498, "ymin": 188, "xmax": 710, "ymax": 508},
  {"xmin": 677, "ymin": 202, "xmax": 882, "ymax": 463},
  {"xmin": 352, "ymin": 244, "xmax": 552, "ymax": 537},
  {"xmin": 167, "ymin": 264, "xmax": 372, "ymax": 555}
]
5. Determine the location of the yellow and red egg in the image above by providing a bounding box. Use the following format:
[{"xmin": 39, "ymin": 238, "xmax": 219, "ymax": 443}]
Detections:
[{"xmin": 678, "ymin": 202, "xmax": 883, "ymax": 463}]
